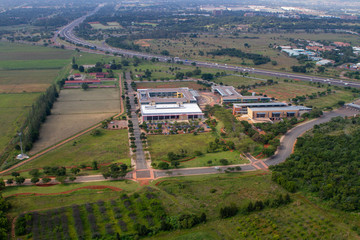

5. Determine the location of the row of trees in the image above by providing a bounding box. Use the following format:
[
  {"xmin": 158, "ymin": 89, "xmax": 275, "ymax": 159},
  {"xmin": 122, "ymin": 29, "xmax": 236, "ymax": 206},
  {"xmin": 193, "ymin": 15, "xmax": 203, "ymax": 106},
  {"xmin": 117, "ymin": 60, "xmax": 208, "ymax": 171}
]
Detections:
[{"xmin": 207, "ymin": 48, "xmax": 271, "ymax": 65}]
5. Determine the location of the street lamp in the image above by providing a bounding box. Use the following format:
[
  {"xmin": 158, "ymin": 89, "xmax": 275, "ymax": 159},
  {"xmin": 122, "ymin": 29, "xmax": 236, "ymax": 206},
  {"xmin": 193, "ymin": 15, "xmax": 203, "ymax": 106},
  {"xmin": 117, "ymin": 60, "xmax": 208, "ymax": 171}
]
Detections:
[{"xmin": 16, "ymin": 132, "xmax": 29, "ymax": 160}]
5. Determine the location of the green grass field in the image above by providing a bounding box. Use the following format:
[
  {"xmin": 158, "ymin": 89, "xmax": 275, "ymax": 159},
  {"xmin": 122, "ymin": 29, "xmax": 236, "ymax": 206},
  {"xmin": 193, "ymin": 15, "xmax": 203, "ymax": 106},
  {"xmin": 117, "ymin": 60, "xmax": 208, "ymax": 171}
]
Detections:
[
  {"xmin": 147, "ymin": 132, "xmax": 216, "ymax": 162},
  {"xmin": 136, "ymin": 81, "xmax": 208, "ymax": 90},
  {"xmin": 5, "ymin": 129, "xmax": 130, "ymax": 179},
  {"xmin": 0, "ymin": 93, "xmax": 41, "ymax": 154},
  {"xmin": 179, "ymin": 151, "xmax": 248, "ymax": 168}
]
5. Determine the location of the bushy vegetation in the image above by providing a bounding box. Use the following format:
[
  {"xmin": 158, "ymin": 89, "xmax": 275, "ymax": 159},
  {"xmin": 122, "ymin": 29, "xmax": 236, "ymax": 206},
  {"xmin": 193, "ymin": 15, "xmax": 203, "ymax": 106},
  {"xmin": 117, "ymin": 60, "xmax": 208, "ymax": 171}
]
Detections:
[
  {"xmin": 207, "ymin": 48, "xmax": 271, "ymax": 65},
  {"xmin": 271, "ymin": 116, "xmax": 360, "ymax": 211}
]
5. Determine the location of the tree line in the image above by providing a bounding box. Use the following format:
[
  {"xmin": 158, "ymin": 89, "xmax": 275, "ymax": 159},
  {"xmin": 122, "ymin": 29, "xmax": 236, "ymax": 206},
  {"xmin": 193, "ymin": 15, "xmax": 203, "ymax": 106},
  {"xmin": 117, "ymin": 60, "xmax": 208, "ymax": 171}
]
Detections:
[{"xmin": 207, "ymin": 48, "xmax": 271, "ymax": 65}]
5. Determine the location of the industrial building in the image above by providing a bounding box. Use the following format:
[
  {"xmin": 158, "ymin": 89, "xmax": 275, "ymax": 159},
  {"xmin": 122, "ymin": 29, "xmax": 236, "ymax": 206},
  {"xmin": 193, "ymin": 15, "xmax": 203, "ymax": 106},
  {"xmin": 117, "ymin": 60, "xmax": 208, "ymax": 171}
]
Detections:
[
  {"xmin": 211, "ymin": 85, "xmax": 271, "ymax": 104},
  {"xmin": 247, "ymin": 106, "xmax": 311, "ymax": 121},
  {"xmin": 138, "ymin": 87, "xmax": 199, "ymax": 105},
  {"xmin": 141, "ymin": 103, "xmax": 204, "ymax": 121},
  {"xmin": 233, "ymin": 102, "xmax": 288, "ymax": 115}
]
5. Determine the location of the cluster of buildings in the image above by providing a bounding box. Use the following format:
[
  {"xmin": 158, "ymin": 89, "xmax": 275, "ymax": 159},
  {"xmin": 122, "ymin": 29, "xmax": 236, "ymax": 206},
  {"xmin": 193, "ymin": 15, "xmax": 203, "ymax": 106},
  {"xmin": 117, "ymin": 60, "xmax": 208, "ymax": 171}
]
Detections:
[
  {"xmin": 64, "ymin": 72, "xmax": 116, "ymax": 88},
  {"xmin": 280, "ymin": 41, "xmax": 359, "ymax": 66},
  {"xmin": 137, "ymin": 85, "xmax": 310, "ymax": 123}
]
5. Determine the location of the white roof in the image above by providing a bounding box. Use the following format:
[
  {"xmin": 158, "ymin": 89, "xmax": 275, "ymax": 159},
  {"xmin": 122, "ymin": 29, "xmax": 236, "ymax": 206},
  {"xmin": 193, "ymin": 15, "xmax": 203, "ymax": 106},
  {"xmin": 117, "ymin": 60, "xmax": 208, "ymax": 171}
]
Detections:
[{"xmin": 141, "ymin": 103, "xmax": 203, "ymax": 116}]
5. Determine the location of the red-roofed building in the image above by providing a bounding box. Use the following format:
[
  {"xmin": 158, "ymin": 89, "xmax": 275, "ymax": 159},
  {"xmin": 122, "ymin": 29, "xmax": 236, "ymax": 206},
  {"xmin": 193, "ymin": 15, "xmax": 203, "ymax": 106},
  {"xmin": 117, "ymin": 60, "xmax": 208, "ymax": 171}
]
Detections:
[{"xmin": 334, "ymin": 42, "xmax": 351, "ymax": 47}]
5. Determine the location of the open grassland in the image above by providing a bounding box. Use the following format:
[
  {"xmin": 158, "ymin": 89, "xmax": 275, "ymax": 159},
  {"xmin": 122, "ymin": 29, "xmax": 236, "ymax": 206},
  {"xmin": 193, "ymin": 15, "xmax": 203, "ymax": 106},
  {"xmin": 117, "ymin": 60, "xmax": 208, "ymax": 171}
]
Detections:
[
  {"xmin": 252, "ymin": 81, "xmax": 357, "ymax": 108},
  {"xmin": 147, "ymin": 132, "xmax": 216, "ymax": 162},
  {"xmin": 179, "ymin": 151, "xmax": 248, "ymax": 168},
  {"xmin": 0, "ymin": 69, "xmax": 60, "ymax": 93},
  {"xmin": 0, "ymin": 93, "xmax": 41, "ymax": 155},
  {"xmin": 6, "ymin": 129, "xmax": 130, "ymax": 179},
  {"xmin": 4, "ymin": 172, "xmax": 360, "ymax": 239},
  {"xmin": 214, "ymin": 75, "xmax": 268, "ymax": 87},
  {"xmin": 136, "ymin": 81, "xmax": 208, "ymax": 90},
  {"xmin": 29, "ymin": 88, "xmax": 121, "ymax": 154}
]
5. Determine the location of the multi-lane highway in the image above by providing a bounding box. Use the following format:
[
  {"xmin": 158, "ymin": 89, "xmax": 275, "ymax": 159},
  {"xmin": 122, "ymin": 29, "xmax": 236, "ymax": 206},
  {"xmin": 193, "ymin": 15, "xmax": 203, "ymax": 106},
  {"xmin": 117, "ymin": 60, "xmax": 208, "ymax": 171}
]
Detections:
[{"xmin": 57, "ymin": 6, "xmax": 360, "ymax": 89}]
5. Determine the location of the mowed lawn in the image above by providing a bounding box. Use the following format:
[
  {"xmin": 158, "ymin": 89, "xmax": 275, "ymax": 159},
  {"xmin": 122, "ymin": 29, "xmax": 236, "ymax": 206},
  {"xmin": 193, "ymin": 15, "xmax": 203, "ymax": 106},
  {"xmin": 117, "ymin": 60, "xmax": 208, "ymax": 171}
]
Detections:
[
  {"xmin": 7, "ymin": 128, "xmax": 130, "ymax": 178},
  {"xmin": 179, "ymin": 151, "xmax": 249, "ymax": 168},
  {"xmin": 147, "ymin": 132, "xmax": 216, "ymax": 161},
  {"xmin": 136, "ymin": 81, "xmax": 207, "ymax": 90}
]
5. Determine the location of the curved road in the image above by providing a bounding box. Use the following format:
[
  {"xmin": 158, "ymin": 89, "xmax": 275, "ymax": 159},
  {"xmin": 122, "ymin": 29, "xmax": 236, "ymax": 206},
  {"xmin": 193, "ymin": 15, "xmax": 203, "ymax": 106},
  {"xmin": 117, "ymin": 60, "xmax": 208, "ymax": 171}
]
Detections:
[{"xmin": 57, "ymin": 6, "xmax": 360, "ymax": 89}]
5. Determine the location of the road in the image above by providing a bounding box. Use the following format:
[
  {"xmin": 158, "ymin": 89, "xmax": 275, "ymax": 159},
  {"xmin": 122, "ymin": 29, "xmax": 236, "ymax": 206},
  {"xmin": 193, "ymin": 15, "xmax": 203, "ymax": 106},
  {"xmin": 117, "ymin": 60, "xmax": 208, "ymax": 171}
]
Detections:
[
  {"xmin": 57, "ymin": 6, "xmax": 360, "ymax": 89},
  {"xmin": 125, "ymin": 72, "xmax": 148, "ymax": 170},
  {"xmin": 265, "ymin": 108, "xmax": 357, "ymax": 166}
]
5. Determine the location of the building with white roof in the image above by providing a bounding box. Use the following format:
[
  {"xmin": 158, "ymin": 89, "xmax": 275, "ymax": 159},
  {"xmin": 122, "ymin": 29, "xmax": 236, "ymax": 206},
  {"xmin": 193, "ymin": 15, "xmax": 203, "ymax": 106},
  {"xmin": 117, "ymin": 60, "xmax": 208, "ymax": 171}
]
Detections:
[
  {"xmin": 141, "ymin": 103, "xmax": 204, "ymax": 121},
  {"xmin": 211, "ymin": 85, "xmax": 271, "ymax": 104},
  {"xmin": 248, "ymin": 106, "xmax": 311, "ymax": 121}
]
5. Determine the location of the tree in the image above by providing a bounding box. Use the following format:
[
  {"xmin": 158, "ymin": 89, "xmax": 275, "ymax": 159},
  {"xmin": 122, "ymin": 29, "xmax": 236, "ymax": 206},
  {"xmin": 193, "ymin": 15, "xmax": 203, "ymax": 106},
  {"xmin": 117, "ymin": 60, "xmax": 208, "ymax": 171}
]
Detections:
[
  {"xmin": 175, "ymin": 72, "xmax": 184, "ymax": 80},
  {"xmin": 0, "ymin": 179, "xmax": 4, "ymax": 191},
  {"xmin": 11, "ymin": 172, "xmax": 20, "ymax": 177},
  {"xmin": 71, "ymin": 168, "xmax": 80, "ymax": 175},
  {"xmin": 79, "ymin": 65, "xmax": 85, "ymax": 72},
  {"xmin": 15, "ymin": 176, "xmax": 25, "ymax": 185},
  {"xmin": 158, "ymin": 162, "xmax": 169, "ymax": 170},
  {"xmin": 81, "ymin": 82, "xmax": 89, "ymax": 90},
  {"xmin": 29, "ymin": 169, "xmax": 40, "ymax": 177},
  {"xmin": 92, "ymin": 161, "xmax": 98, "ymax": 170},
  {"xmin": 6, "ymin": 179, "xmax": 13, "ymax": 185},
  {"xmin": 42, "ymin": 177, "xmax": 51, "ymax": 184},
  {"xmin": 69, "ymin": 176, "xmax": 76, "ymax": 182},
  {"xmin": 338, "ymin": 100, "xmax": 345, "ymax": 106},
  {"xmin": 30, "ymin": 177, "xmax": 39, "ymax": 184}
]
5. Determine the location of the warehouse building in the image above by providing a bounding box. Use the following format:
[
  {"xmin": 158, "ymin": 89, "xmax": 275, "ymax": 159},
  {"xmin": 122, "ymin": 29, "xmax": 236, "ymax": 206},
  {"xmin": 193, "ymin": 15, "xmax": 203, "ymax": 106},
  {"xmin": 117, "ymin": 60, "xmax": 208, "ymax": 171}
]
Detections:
[
  {"xmin": 211, "ymin": 85, "xmax": 271, "ymax": 104},
  {"xmin": 233, "ymin": 102, "xmax": 288, "ymax": 115},
  {"xmin": 248, "ymin": 106, "xmax": 311, "ymax": 121}
]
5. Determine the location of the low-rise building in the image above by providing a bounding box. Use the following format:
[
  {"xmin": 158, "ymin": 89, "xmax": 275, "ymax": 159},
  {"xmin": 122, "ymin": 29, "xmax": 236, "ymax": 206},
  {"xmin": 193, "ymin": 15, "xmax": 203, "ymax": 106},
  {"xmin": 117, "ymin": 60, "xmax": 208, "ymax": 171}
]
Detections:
[
  {"xmin": 247, "ymin": 106, "xmax": 311, "ymax": 121},
  {"xmin": 141, "ymin": 103, "xmax": 204, "ymax": 121},
  {"xmin": 138, "ymin": 87, "xmax": 198, "ymax": 105},
  {"xmin": 316, "ymin": 59, "xmax": 335, "ymax": 66},
  {"xmin": 233, "ymin": 102, "xmax": 288, "ymax": 115},
  {"xmin": 212, "ymin": 85, "xmax": 271, "ymax": 104}
]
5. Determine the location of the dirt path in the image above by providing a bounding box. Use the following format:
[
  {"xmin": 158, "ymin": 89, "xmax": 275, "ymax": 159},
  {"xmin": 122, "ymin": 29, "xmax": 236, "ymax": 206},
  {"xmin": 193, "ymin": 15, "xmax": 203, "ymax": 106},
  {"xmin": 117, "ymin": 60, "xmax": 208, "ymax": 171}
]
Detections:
[{"xmin": 0, "ymin": 76, "xmax": 124, "ymax": 176}]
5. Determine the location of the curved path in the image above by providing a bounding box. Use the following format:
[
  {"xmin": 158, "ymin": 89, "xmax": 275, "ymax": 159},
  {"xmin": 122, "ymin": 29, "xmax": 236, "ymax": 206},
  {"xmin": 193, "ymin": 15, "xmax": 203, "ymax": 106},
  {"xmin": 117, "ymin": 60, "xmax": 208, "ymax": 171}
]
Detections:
[{"xmin": 265, "ymin": 108, "xmax": 356, "ymax": 166}]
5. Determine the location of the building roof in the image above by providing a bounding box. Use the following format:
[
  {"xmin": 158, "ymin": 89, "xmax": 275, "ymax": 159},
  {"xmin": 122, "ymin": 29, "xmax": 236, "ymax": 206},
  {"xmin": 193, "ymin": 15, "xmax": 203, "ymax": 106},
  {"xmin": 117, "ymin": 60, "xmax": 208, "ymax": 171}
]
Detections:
[
  {"xmin": 234, "ymin": 102, "xmax": 287, "ymax": 107},
  {"xmin": 212, "ymin": 85, "xmax": 242, "ymax": 98},
  {"xmin": 141, "ymin": 103, "xmax": 203, "ymax": 116},
  {"xmin": 138, "ymin": 87, "xmax": 198, "ymax": 104},
  {"xmin": 249, "ymin": 106, "xmax": 311, "ymax": 111}
]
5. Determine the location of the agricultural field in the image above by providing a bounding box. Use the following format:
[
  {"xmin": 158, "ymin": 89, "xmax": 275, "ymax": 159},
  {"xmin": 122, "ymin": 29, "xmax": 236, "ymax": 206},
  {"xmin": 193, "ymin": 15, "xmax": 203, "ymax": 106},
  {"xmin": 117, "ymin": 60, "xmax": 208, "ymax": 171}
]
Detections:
[
  {"xmin": 5, "ymin": 128, "xmax": 130, "ymax": 179},
  {"xmin": 15, "ymin": 191, "xmax": 165, "ymax": 239},
  {"xmin": 147, "ymin": 132, "xmax": 216, "ymax": 162},
  {"xmin": 4, "ymin": 172, "xmax": 359, "ymax": 239},
  {"xmin": 136, "ymin": 81, "xmax": 208, "ymax": 90},
  {"xmin": 29, "ymin": 88, "xmax": 121, "ymax": 154},
  {"xmin": 0, "ymin": 42, "xmax": 73, "ymax": 164}
]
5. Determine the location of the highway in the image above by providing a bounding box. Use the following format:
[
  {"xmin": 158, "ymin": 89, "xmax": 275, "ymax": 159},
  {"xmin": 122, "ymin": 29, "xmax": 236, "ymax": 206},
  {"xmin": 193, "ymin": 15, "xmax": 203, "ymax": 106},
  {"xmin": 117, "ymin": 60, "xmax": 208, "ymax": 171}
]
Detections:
[{"xmin": 57, "ymin": 6, "xmax": 360, "ymax": 89}]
